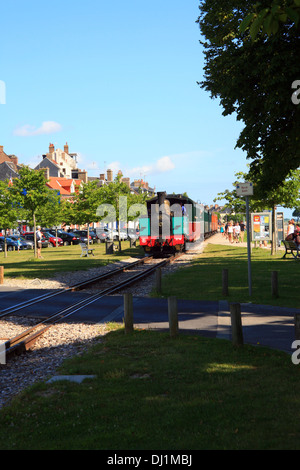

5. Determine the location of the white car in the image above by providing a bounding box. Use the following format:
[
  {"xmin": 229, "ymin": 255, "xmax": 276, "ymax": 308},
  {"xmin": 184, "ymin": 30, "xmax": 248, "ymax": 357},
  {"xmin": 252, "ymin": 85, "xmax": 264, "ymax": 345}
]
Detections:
[{"xmin": 96, "ymin": 228, "xmax": 128, "ymax": 241}]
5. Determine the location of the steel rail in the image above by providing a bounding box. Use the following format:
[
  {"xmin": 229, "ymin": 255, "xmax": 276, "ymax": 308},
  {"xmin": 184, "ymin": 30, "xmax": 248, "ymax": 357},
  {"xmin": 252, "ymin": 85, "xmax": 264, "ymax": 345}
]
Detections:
[
  {"xmin": 4, "ymin": 258, "xmax": 169, "ymax": 359},
  {"xmin": 0, "ymin": 256, "xmax": 153, "ymax": 319}
]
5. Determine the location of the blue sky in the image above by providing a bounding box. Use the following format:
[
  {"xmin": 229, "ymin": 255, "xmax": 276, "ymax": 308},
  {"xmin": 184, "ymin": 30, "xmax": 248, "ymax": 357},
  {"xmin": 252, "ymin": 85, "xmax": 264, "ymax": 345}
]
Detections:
[{"xmin": 1, "ymin": 0, "xmax": 265, "ymax": 211}]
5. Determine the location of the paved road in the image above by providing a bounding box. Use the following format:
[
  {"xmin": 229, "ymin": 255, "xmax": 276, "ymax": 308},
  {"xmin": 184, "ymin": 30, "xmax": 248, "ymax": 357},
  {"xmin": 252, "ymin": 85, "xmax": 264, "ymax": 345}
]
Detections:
[{"xmin": 0, "ymin": 285, "xmax": 298, "ymax": 355}]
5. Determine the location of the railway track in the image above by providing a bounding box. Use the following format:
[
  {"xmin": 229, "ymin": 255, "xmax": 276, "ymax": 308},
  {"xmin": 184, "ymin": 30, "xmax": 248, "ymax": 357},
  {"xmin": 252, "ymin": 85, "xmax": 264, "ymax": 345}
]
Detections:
[
  {"xmin": 2, "ymin": 253, "xmax": 181, "ymax": 361},
  {"xmin": 0, "ymin": 255, "xmax": 153, "ymax": 319}
]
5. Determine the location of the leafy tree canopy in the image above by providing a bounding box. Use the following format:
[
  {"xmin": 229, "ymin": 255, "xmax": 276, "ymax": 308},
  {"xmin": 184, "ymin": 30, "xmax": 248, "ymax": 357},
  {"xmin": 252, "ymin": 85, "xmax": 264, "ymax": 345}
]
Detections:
[{"xmin": 197, "ymin": 0, "xmax": 300, "ymax": 196}]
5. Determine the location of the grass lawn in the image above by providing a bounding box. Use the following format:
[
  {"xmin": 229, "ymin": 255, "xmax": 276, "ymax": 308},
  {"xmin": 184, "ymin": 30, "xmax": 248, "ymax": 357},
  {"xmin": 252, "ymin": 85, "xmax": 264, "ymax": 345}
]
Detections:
[
  {"xmin": 1, "ymin": 326, "xmax": 300, "ymax": 450},
  {"xmin": 0, "ymin": 241, "xmax": 144, "ymax": 280},
  {"xmin": 1, "ymin": 242, "xmax": 300, "ymax": 450},
  {"xmin": 154, "ymin": 243, "xmax": 300, "ymax": 309}
]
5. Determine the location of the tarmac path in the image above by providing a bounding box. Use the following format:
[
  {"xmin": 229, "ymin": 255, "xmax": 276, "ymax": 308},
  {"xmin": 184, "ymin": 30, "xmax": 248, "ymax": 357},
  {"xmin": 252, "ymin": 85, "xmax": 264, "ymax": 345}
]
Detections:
[{"xmin": 0, "ymin": 232, "xmax": 297, "ymax": 355}]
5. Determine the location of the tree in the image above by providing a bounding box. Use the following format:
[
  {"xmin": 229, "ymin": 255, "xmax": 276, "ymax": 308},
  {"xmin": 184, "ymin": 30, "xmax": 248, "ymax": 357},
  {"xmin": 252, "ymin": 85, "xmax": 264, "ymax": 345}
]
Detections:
[
  {"xmin": 10, "ymin": 167, "xmax": 57, "ymax": 258},
  {"xmin": 69, "ymin": 180, "xmax": 104, "ymax": 247},
  {"xmin": 215, "ymin": 167, "xmax": 300, "ymax": 253},
  {"xmin": 240, "ymin": 0, "xmax": 300, "ymax": 39},
  {"xmin": 96, "ymin": 178, "xmax": 149, "ymax": 247},
  {"xmin": 0, "ymin": 180, "xmax": 20, "ymax": 257},
  {"xmin": 197, "ymin": 0, "xmax": 300, "ymax": 196}
]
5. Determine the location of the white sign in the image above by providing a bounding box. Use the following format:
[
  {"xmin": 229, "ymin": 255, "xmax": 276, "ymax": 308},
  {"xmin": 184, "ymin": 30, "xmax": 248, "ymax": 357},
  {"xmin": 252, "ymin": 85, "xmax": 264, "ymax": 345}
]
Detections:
[{"xmin": 236, "ymin": 182, "xmax": 253, "ymax": 197}]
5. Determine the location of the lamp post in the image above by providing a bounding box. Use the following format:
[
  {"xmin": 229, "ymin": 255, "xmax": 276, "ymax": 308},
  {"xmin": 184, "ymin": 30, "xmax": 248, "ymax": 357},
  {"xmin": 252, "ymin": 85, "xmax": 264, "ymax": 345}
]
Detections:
[{"xmin": 236, "ymin": 182, "xmax": 254, "ymax": 297}]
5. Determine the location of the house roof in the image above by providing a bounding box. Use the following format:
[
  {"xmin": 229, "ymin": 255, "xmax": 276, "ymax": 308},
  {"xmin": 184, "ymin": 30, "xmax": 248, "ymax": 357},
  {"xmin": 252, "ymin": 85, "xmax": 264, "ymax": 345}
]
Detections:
[
  {"xmin": 0, "ymin": 161, "xmax": 19, "ymax": 182},
  {"xmin": 46, "ymin": 177, "xmax": 82, "ymax": 195}
]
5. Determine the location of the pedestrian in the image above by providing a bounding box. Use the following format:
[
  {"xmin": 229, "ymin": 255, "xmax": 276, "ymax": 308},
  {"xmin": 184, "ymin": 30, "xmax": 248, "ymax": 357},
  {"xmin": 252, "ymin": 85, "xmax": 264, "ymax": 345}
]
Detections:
[
  {"xmin": 233, "ymin": 222, "xmax": 240, "ymax": 243},
  {"xmin": 16, "ymin": 237, "xmax": 21, "ymax": 253},
  {"xmin": 227, "ymin": 222, "xmax": 233, "ymax": 243},
  {"xmin": 239, "ymin": 221, "xmax": 246, "ymax": 243},
  {"xmin": 36, "ymin": 226, "xmax": 43, "ymax": 259},
  {"xmin": 287, "ymin": 219, "xmax": 295, "ymax": 237},
  {"xmin": 225, "ymin": 222, "xmax": 228, "ymax": 239}
]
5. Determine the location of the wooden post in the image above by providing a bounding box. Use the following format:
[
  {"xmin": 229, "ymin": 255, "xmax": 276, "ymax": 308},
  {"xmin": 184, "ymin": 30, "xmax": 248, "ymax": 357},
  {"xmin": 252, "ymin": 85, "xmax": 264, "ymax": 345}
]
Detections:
[
  {"xmin": 295, "ymin": 314, "xmax": 300, "ymax": 340},
  {"xmin": 271, "ymin": 271, "xmax": 279, "ymax": 298},
  {"xmin": 155, "ymin": 268, "xmax": 162, "ymax": 294},
  {"xmin": 168, "ymin": 296, "xmax": 178, "ymax": 338},
  {"xmin": 124, "ymin": 293, "xmax": 134, "ymax": 334},
  {"xmin": 222, "ymin": 269, "xmax": 229, "ymax": 296},
  {"xmin": 230, "ymin": 303, "xmax": 244, "ymax": 346},
  {"xmin": 0, "ymin": 266, "xmax": 3, "ymax": 285}
]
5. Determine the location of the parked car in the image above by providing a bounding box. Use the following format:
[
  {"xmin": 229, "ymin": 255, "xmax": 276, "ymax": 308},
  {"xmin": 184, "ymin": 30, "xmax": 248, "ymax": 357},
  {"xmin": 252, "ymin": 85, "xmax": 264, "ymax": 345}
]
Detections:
[
  {"xmin": 41, "ymin": 231, "xmax": 63, "ymax": 247},
  {"xmin": 47, "ymin": 229, "xmax": 81, "ymax": 245},
  {"xmin": 70, "ymin": 229, "xmax": 98, "ymax": 244},
  {"xmin": 10, "ymin": 235, "xmax": 32, "ymax": 250},
  {"xmin": 21, "ymin": 233, "xmax": 49, "ymax": 248},
  {"xmin": 95, "ymin": 227, "xmax": 127, "ymax": 242},
  {"xmin": 0, "ymin": 237, "xmax": 21, "ymax": 251},
  {"xmin": 95, "ymin": 228, "xmax": 116, "ymax": 242},
  {"xmin": 69, "ymin": 230, "xmax": 89, "ymax": 244},
  {"xmin": 127, "ymin": 228, "xmax": 140, "ymax": 240},
  {"xmin": 89, "ymin": 230, "xmax": 98, "ymax": 243}
]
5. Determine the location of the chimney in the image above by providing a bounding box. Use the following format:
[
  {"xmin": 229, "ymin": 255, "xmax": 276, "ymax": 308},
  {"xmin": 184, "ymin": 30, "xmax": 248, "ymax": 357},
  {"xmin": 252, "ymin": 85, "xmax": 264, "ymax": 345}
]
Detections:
[
  {"xmin": 107, "ymin": 169, "xmax": 113, "ymax": 182},
  {"xmin": 78, "ymin": 170, "xmax": 88, "ymax": 184},
  {"xmin": 9, "ymin": 155, "xmax": 18, "ymax": 166},
  {"xmin": 100, "ymin": 173, "xmax": 105, "ymax": 181},
  {"xmin": 122, "ymin": 177, "xmax": 130, "ymax": 188},
  {"xmin": 49, "ymin": 143, "xmax": 55, "ymax": 153},
  {"xmin": 64, "ymin": 142, "xmax": 69, "ymax": 154},
  {"xmin": 0, "ymin": 146, "xmax": 3, "ymax": 154}
]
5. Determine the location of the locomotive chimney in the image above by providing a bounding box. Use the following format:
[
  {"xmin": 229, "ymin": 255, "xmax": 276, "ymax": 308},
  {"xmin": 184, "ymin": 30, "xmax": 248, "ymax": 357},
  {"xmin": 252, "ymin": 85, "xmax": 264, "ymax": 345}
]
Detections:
[{"xmin": 157, "ymin": 191, "xmax": 166, "ymax": 206}]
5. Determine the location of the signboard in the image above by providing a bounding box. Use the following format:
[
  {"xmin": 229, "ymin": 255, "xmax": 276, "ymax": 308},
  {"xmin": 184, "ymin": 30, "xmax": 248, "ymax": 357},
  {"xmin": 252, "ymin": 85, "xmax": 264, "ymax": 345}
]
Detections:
[
  {"xmin": 236, "ymin": 182, "xmax": 254, "ymax": 197},
  {"xmin": 251, "ymin": 212, "xmax": 272, "ymax": 241},
  {"xmin": 277, "ymin": 212, "xmax": 284, "ymax": 246}
]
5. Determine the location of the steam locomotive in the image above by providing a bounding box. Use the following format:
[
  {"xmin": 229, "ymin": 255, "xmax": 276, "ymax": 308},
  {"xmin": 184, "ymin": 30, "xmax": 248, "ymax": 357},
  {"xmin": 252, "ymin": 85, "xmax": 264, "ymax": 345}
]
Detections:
[{"xmin": 139, "ymin": 192, "xmax": 218, "ymax": 255}]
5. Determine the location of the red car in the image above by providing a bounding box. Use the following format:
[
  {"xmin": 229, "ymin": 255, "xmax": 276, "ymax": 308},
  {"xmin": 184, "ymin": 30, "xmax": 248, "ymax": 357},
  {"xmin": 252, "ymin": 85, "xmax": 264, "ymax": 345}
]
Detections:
[
  {"xmin": 21, "ymin": 231, "xmax": 63, "ymax": 247},
  {"xmin": 41, "ymin": 231, "xmax": 63, "ymax": 247}
]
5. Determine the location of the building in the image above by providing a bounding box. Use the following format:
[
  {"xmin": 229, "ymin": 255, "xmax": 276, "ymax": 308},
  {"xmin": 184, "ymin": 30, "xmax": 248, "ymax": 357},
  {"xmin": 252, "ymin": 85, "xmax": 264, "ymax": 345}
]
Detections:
[
  {"xmin": 35, "ymin": 143, "xmax": 87, "ymax": 183},
  {"xmin": 45, "ymin": 176, "xmax": 83, "ymax": 198},
  {"xmin": 0, "ymin": 146, "xmax": 20, "ymax": 181},
  {"xmin": 130, "ymin": 178, "xmax": 156, "ymax": 196},
  {"xmin": 88, "ymin": 169, "xmax": 156, "ymax": 196}
]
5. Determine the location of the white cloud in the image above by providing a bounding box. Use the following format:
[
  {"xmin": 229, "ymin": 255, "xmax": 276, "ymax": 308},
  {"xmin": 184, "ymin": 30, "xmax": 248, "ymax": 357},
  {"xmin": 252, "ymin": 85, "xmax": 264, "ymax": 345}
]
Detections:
[
  {"xmin": 124, "ymin": 156, "xmax": 175, "ymax": 178},
  {"xmin": 14, "ymin": 121, "xmax": 62, "ymax": 137}
]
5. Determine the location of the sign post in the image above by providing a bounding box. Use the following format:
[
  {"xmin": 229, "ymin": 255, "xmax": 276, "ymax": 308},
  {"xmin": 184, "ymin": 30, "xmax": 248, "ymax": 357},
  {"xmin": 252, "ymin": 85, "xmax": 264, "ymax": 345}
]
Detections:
[{"xmin": 236, "ymin": 182, "xmax": 253, "ymax": 297}]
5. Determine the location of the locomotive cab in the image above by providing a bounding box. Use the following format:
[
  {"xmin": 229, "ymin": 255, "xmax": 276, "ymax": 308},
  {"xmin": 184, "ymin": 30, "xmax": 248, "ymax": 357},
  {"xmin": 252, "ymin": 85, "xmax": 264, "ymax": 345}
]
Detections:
[{"xmin": 139, "ymin": 192, "xmax": 200, "ymax": 255}]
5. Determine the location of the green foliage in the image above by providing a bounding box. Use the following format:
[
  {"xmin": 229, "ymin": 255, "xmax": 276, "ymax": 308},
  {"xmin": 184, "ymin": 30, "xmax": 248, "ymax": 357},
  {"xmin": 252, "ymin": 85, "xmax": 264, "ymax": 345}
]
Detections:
[
  {"xmin": 215, "ymin": 167, "xmax": 300, "ymax": 213},
  {"xmin": 0, "ymin": 180, "xmax": 19, "ymax": 232},
  {"xmin": 240, "ymin": 0, "xmax": 300, "ymax": 39},
  {"xmin": 10, "ymin": 167, "xmax": 58, "ymax": 224},
  {"xmin": 197, "ymin": 0, "xmax": 300, "ymax": 195}
]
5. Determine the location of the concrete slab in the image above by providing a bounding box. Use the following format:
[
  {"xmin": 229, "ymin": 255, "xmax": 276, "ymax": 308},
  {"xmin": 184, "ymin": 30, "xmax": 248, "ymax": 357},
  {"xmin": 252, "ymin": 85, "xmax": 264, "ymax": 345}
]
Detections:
[{"xmin": 47, "ymin": 375, "xmax": 96, "ymax": 384}]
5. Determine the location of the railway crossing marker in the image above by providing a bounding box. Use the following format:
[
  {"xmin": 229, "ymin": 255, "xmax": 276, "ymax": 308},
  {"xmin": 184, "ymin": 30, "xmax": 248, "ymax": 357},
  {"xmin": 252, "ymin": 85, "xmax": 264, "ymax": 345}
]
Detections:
[{"xmin": 236, "ymin": 182, "xmax": 253, "ymax": 297}]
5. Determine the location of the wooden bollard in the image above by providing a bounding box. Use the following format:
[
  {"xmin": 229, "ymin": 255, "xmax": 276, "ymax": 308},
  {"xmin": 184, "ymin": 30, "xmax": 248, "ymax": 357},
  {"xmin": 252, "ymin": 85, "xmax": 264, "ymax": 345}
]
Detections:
[
  {"xmin": 168, "ymin": 296, "xmax": 178, "ymax": 338},
  {"xmin": 155, "ymin": 268, "xmax": 162, "ymax": 294},
  {"xmin": 222, "ymin": 269, "xmax": 229, "ymax": 296},
  {"xmin": 230, "ymin": 303, "xmax": 244, "ymax": 346},
  {"xmin": 295, "ymin": 314, "xmax": 300, "ymax": 340},
  {"xmin": 124, "ymin": 293, "xmax": 134, "ymax": 334},
  {"xmin": 271, "ymin": 271, "xmax": 279, "ymax": 298},
  {"xmin": 0, "ymin": 266, "xmax": 4, "ymax": 285}
]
